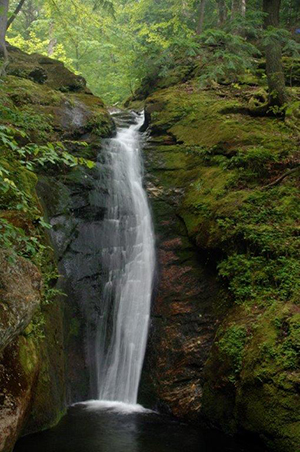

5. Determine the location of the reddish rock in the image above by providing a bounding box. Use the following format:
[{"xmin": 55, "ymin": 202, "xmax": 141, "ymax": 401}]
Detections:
[{"xmin": 140, "ymin": 140, "xmax": 224, "ymax": 419}]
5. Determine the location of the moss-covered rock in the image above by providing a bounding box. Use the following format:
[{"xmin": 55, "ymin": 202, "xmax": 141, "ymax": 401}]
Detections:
[
  {"xmin": 6, "ymin": 45, "xmax": 87, "ymax": 93},
  {"xmin": 203, "ymin": 303, "xmax": 300, "ymax": 452},
  {"xmin": 138, "ymin": 66, "xmax": 300, "ymax": 451}
]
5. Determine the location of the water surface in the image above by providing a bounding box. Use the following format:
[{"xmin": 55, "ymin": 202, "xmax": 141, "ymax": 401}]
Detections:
[{"xmin": 15, "ymin": 402, "xmax": 264, "ymax": 452}]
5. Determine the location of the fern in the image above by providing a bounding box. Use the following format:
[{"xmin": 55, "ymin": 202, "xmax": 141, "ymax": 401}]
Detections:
[{"xmin": 198, "ymin": 29, "xmax": 259, "ymax": 86}]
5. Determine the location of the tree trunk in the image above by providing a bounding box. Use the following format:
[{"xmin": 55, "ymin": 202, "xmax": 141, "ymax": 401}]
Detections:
[
  {"xmin": 263, "ymin": 0, "xmax": 287, "ymax": 107},
  {"xmin": 217, "ymin": 0, "xmax": 227, "ymax": 25},
  {"xmin": 23, "ymin": 0, "xmax": 39, "ymax": 38},
  {"xmin": 241, "ymin": 0, "xmax": 246, "ymax": 16},
  {"xmin": 75, "ymin": 44, "xmax": 80, "ymax": 72},
  {"xmin": 48, "ymin": 21, "xmax": 57, "ymax": 56},
  {"xmin": 6, "ymin": 0, "xmax": 26, "ymax": 29},
  {"xmin": 0, "ymin": 0, "xmax": 9, "ymax": 74},
  {"xmin": 196, "ymin": 0, "xmax": 206, "ymax": 35},
  {"xmin": 231, "ymin": 0, "xmax": 246, "ymax": 19}
]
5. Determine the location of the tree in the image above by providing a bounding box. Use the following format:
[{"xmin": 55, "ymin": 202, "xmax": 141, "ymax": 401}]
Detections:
[
  {"xmin": 231, "ymin": 0, "xmax": 246, "ymax": 19},
  {"xmin": 196, "ymin": 0, "xmax": 206, "ymax": 34},
  {"xmin": 263, "ymin": 0, "xmax": 287, "ymax": 107},
  {"xmin": 0, "ymin": 0, "xmax": 9, "ymax": 58},
  {"xmin": 1, "ymin": 0, "xmax": 27, "ymax": 75},
  {"xmin": 7, "ymin": 0, "xmax": 27, "ymax": 29},
  {"xmin": 216, "ymin": 0, "xmax": 227, "ymax": 25}
]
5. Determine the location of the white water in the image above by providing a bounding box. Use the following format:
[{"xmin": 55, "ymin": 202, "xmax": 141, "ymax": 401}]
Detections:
[
  {"xmin": 75, "ymin": 400, "xmax": 153, "ymax": 414},
  {"xmin": 95, "ymin": 112, "xmax": 155, "ymax": 405}
]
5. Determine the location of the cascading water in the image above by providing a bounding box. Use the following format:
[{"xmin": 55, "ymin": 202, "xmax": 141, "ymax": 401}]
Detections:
[{"xmin": 95, "ymin": 111, "xmax": 155, "ymax": 405}]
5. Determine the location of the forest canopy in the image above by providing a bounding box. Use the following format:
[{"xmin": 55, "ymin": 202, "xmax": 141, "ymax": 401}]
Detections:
[{"xmin": 1, "ymin": 0, "xmax": 300, "ymax": 104}]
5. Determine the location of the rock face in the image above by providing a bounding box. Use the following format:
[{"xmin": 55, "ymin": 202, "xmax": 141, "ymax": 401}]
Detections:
[
  {"xmin": 140, "ymin": 141, "xmax": 225, "ymax": 419},
  {"xmin": 0, "ymin": 252, "xmax": 41, "ymax": 352},
  {"xmin": 34, "ymin": 90, "xmax": 114, "ymax": 404},
  {"xmin": 37, "ymin": 162, "xmax": 108, "ymax": 403},
  {"xmin": 136, "ymin": 66, "xmax": 300, "ymax": 451}
]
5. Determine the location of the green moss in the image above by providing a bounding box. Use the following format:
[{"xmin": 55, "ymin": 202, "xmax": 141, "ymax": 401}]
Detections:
[
  {"xmin": 86, "ymin": 112, "xmax": 114, "ymax": 137},
  {"xmin": 2, "ymin": 76, "xmax": 64, "ymax": 106},
  {"xmin": 23, "ymin": 300, "xmax": 66, "ymax": 435},
  {"xmin": 18, "ymin": 336, "xmax": 39, "ymax": 376},
  {"xmin": 147, "ymin": 84, "xmax": 293, "ymax": 151},
  {"xmin": 69, "ymin": 317, "xmax": 80, "ymax": 337},
  {"xmin": 285, "ymin": 101, "xmax": 300, "ymax": 132}
]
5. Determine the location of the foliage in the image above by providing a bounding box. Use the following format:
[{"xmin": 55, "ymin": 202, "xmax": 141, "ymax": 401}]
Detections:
[
  {"xmin": 0, "ymin": 219, "xmax": 45, "ymax": 261},
  {"xmin": 217, "ymin": 325, "xmax": 248, "ymax": 379},
  {"xmin": 218, "ymin": 253, "xmax": 300, "ymax": 305},
  {"xmin": 4, "ymin": 0, "xmax": 299, "ymax": 102},
  {"xmin": 198, "ymin": 29, "xmax": 260, "ymax": 85},
  {"xmin": 0, "ymin": 123, "xmax": 94, "ymax": 260},
  {"xmin": 262, "ymin": 27, "xmax": 300, "ymax": 58}
]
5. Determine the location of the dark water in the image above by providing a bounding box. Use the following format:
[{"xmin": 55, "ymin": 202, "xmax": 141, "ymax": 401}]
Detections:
[{"xmin": 15, "ymin": 403, "xmax": 264, "ymax": 452}]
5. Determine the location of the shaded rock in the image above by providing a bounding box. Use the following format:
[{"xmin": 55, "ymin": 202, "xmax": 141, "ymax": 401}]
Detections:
[{"xmin": 23, "ymin": 301, "xmax": 66, "ymax": 437}]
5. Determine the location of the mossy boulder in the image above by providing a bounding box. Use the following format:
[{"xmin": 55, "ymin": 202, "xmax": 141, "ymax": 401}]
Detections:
[
  {"xmin": 203, "ymin": 303, "xmax": 300, "ymax": 452},
  {"xmin": 6, "ymin": 45, "xmax": 87, "ymax": 93}
]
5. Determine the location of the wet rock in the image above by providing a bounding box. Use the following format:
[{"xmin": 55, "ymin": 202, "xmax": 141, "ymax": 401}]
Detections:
[{"xmin": 140, "ymin": 139, "xmax": 224, "ymax": 419}]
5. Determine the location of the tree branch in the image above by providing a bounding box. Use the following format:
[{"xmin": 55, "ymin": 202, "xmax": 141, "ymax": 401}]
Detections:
[
  {"xmin": 6, "ymin": 0, "xmax": 27, "ymax": 30},
  {"xmin": 262, "ymin": 166, "xmax": 300, "ymax": 189}
]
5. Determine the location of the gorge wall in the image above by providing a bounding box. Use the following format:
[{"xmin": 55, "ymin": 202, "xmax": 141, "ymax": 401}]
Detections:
[
  {"xmin": 0, "ymin": 46, "xmax": 114, "ymax": 451},
  {"xmin": 136, "ymin": 62, "xmax": 300, "ymax": 451}
]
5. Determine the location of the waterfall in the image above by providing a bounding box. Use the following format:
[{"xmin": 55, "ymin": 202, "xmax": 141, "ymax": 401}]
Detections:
[{"xmin": 95, "ymin": 111, "xmax": 155, "ymax": 405}]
